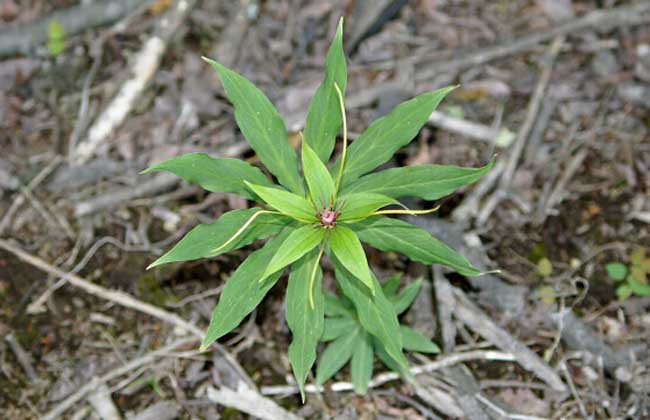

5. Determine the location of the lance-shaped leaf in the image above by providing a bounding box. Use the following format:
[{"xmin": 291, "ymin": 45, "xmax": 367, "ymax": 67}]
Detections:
[
  {"xmin": 341, "ymin": 157, "xmax": 495, "ymax": 200},
  {"xmin": 322, "ymin": 316, "xmax": 357, "ymax": 341},
  {"xmin": 316, "ymin": 326, "xmax": 359, "ymax": 385},
  {"xmin": 142, "ymin": 153, "xmax": 274, "ymax": 200},
  {"xmin": 337, "ymin": 192, "xmax": 401, "ymax": 221},
  {"xmin": 350, "ymin": 330, "xmax": 374, "ymax": 394},
  {"xmin": 245, "ymin": 182, "xmax": 316, "ymax": 222},
  {"xmin": 400, "ymin": 326, "xmax": 440, "ymax": 354},
  {"xmin": 390, "ymin": 278, "xmax": 422, "ymax": 315},
  {"xmin": 262, "ymin": 225, "xmax": 326, "ymax": 279},
  {"xmin": 149, "ymin": 208, "xmax": 290, "ymax": 269},
  {"xmin": 381, "ymin": 274, "xmax": 402, "ymax": 296},
  {"xmin": 330, "ymin": 225, "xmax": 374, "ymax": 294},
  {"xmin": 302, "ymin": 141, "xmax": 335, "ymax": 209},
  {"xmin": 324, "ymin": 293, "xmax": 355, "ymax": 318},
  {"xmin": 203, "ymin": 57, "xmax": 302, "ymax": 193},
  {"xmin": 331, "ymin": 86, "xmax": 456, "ymax": 186},
  {"xmin": 201, "ymin": 229, "xmax": 291, "ymax": 350},
  {"xmin": 303, "ymin": 18, "xmax": 347, "ymax": 163},
  {"xmin": 350, "ymin": 216, "xmax": 482, "ymax": 276},
  {"xmin": 286, "ymin": 249, "xmax": 325, "ymax": 401},
  {"xmin": 333, "ymin": 260, "xmax": 408, "ymax": 371}
]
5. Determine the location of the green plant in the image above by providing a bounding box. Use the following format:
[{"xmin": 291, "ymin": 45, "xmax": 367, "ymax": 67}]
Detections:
[
  {"xmin": 318, "ymin": 275, "xmax": 439, "ymax": 394},
  {"xmin": 143, "ymin": 18, "xmax": 493, "ymax": 400},
  {"xmin": 47, "ymin": 20, "xmax": 65, "ymax": 57},
  {"xmin": 607, "ymin": 247, "xmax": 650, "ymax": 299}
]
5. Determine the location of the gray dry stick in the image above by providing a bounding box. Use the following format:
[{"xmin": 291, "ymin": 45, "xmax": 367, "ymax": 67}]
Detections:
[{"xmin": 0, "ymin": 0, "xmax": 149, "ymax": 57}]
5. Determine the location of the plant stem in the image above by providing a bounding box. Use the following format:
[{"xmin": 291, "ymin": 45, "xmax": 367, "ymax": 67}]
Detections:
[
  {"xmin": 333, "ymin": 82, "xmax": 347, "ymax": 202},
  {"xmin": 210, "ymin": 209, "xmax": 282, "ymax": 254},
  {"xmin": 308, "ymin": 245, "xmax": 325, "ymax": 310},
  {"xmin": 370, "ymin": 205, "xmax": 441, "ymax": 217}
]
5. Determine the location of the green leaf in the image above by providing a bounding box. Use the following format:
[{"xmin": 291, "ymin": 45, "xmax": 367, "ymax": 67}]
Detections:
[
  {"xmin": 628, "ymin": 278, "xmax": 650, "ymax": 296},
  {"xmin": 330, "ymin": 225, "xmax": 375, "ymax": 294},
  {"xmin": 322, "ymin": 317, "xmax": 357, "ymax": 341},
  {"xmin": 341, "ymin": 158, "xmax": 495, "ymax": 200},
  {"xmin": 400, "ymin": 326, "xmax": 440, "ymax": 354},
  {"xmin": 381, "ymin": 274, "xmax": 401, "ymax": 296},
  {"xmin": 245, "ymin": 182, "xmax": 316, "ymax": 222},
  {"xmin": 286, "ymin": 250, "xmax": 325, "ymax": 402},
  {"xmin": 332, "ymin": 86, "xmax": 456, "ymax": 186},
  {"xmin": 324, "ymin": 293, "xmax": 355, "ymax": 318},
  {"xmin": 337, "ymin": 193, "xmax": 401, "ymax": 221},
  {"xmin": 350, "ymin": 216, "xmax": 482, "ymax": 276},
  {"xmin": 373, "ymin": 338, "xmax": 410, "ymax": 379},
  {"xmin": 616, "ymin": 284, "xmax": 632, "ymax": 300},
  {"xmin": 47, "ymin": 20, "xmax": 65, "ymax": 56},
  {"xmin": 390, "ymin": 278, "xmax": 422, "ymax": 315},
  {"xmin": 316, "ymin": 326, "xmax": 359, "ymax": 385},
  {"xmin": 201, "ymin": 230, "xmax": 290, "ymax": 349},
  {"xmin": 350, "ymin": 330, "xmax": 374, "ymax": 394},
  {"xmin": 333, "ymin": 260, "xmax": 408, "ymax": 371},
  {"xmin": 262, "ymin": 225, "xmax": 326, "ymax": 279},
  {"xmin": 203, "ymin": 57, "xmax": 302, "ymax": 193},
  {"xmin": 537, "ymin": 258, "xmax": 553, "ymax": 277},
  {"xmin": 605, "ymin": 263, "xmax": 627, "ymax": 281},
  {"xmin": 148, "ymin": 208, "xmax": 290, "ymax": 268},
  {"xmin": 303, "ymin": 18, "xmax": 347, "ymax": 163},
  {"xmin": 302, "ymin": 141, "xmax": 336, "ymax": 209},
  {"xmin": 142, "ymin": 153, "xmax": 273, "ymax": 200}
]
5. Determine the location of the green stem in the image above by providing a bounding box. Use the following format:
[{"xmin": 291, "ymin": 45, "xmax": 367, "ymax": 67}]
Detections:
[
  {"xmin": 211, "ymin": 209, "xmax": 282, "ymax": 254},
  {"xmin": 333, "ymin": 82, "xmax": 347, "ymax": 202},
  {"xmin": 308, "ymin": 244, "xmax": 325, "ymax": 310}
]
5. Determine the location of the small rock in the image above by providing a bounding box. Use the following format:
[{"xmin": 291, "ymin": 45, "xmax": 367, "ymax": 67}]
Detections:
[{"xmin": 617, "ymin": 82, "xmax": 650, "ymax": 108}]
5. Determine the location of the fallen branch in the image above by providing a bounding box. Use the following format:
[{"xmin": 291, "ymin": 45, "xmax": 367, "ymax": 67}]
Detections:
[
  {"xmin": 41, "ymin": 337, "xmax": 198, "ymax": 420},
  {"xmin": 415, "ymin": 2, "xmax": 650, "ymax": 81},
  {"xmin": 0, "ymin": 0, "xmax": 150, "ymax": 58},
  {"xmin": 451, "ymin": 286, "xmax": 567, "ymax": 393},
  {"xmin": 206, "ymin": 384, "xmax": 303, "ymax": 420},
  {"xmin": 0, "ymin": 237, "xmax": 202, "ymax": 337},
  {"xmin": 74, "ymin": 0, "xmax": 197, "ymax": 164},
  {"xmin": 260, "ymin": 350, "xmax": 515, "ymax": 395}
]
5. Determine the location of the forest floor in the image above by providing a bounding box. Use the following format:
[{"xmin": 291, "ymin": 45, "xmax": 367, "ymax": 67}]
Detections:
[{"xmin": 1, "ymin": 0, "xmax": 649, "ymax": 419}]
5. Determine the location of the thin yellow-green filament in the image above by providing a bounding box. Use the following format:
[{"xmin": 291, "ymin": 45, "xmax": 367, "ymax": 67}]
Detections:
[
  {"xmin": 211, "ymin": 210, "xmax": 281, "ymax": 254},
  {"xmin": 333, "ymin": 82, "xmax": 347, "ymax": 200},
  {"xmin": 308, "ymin": 245, "xmax": 325, "ymax": 310},
  {"xmin": 370, "ymin": 205, "xmax": 441, "ymax": 217}
]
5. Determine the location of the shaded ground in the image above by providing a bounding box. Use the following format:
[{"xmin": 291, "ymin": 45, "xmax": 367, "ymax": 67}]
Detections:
[{"xmin": 1, "ymin": 0, "xmax": 649, "ymax": 419}]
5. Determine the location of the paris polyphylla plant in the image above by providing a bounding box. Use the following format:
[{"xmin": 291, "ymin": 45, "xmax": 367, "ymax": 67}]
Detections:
[{"xmin": 143, "ymin": 18, "xmax": 494, "ymax": 401}]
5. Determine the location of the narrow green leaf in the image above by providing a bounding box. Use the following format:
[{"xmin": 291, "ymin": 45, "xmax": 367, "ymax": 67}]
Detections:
[
  {"xmin": 390, "ymin": 278, "xmax": 422, "ymax": 315},
  {"xmin": 372, "ymin": 337, "xmax": 411, "ymax": 380},
  {"xmin": 302, "ymin": 141, "xmax": 336, "ymax": 209},
  {"xmin": 262, "ymin": 225, "xmax": 326, "ymax": 279},
  {"xmin": 400, "ymin": 326, "xmax": 440, "ymax": 354},
  {"xmin": 324, "ymin": 293, "xmax": 355, "ymax": 318},
  {"xmin": 350, "ymin": 330, "xmax": 374, "ymax": 394},
  {"xmin": 203, "ymin": 57, "xmax": 302, "ymax": 193},
  {"xmin": 381, "ymin": 274, "xmax": 402, "ymax": 296},
  {"xmin": 245, "ymin": 182, "xmax": 317, "ymax": 222},
  {"xmin": 322, "ymin": 317, "xmax": 357, "ymax": 342},
  {"xmin": 149, "ymin": 208, "xmax": 290, "ymax": 268},
  {"xmin": 337, "ymin": 193, "xmax": 401, "ymax": 221},
  {"xmin": 330, "ymin": 225, "xmax": 374, "ymax": 294},
  {"xmin": 142, "ymin": 153, "xmax": 273, "ymax": 200},
  {"xmin": 332, "ymin": 86, "xmax": 456, "ymax": 186},
  {"xmin": 316, "ymin": 326, "xmax": 359, "ymax": 385},
  {"xmin": 333, "ymin": 259, "xmax": 408, "ymax": 371},
  {"xmin": 341, "ymin": 158, "xmax": 495, "ymax": 200},
  {"xmin": 606, "ymin": 262, "xmax": 627, "ymax": 281},
  {"xmin": 303, "ymin": 18, "xmax": 347, "ymax": 163},
  {"xmin": 286, "ymin": 250, "xmax": 325, "ymax": 401},
  {"xmin": 201, "ymin": 230, "xmax": 290, "ymax": 349},
  {"xmin": 350, "ymin": 216, "xmax": 482, "ymax": 276}
]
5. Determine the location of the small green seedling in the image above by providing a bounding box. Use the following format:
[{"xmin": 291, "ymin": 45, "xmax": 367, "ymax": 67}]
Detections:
[
  {"xmin": 143, "ymin": 18, "xmax": 493, "ymax": 400},
  {"xmin": 607, "ymin": 247, "xmax": 650, "ymax": 299},
  {"xmin": 47, "ymin": 20, "xmax": 65, "ymax": 57},
  {"xmin": 318, "ymin": 275, "xmax": 439, "ymax": 394}
]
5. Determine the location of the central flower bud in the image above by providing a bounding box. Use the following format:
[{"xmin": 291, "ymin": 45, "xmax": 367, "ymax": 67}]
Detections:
[{"xmin": 319, "ymin": 208, "xmax": 338, "ymax": 228}]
